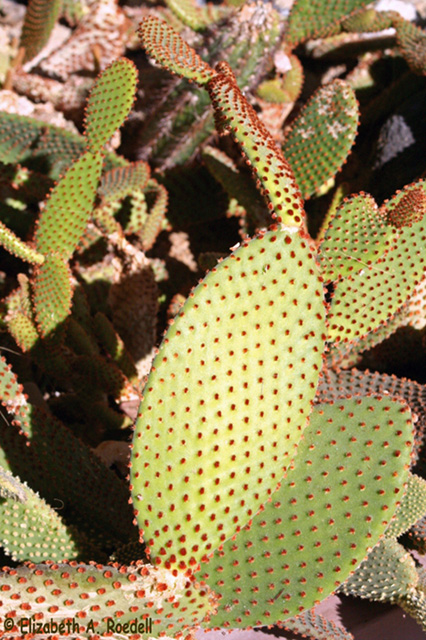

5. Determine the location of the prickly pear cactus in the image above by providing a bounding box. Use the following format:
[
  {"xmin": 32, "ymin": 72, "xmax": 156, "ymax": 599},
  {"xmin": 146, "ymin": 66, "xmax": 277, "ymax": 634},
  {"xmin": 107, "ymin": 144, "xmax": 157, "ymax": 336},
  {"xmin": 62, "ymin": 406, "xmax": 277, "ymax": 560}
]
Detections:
[{"xmin": 1, "ymin": 1, "xmax": 426, "ymax": 637}]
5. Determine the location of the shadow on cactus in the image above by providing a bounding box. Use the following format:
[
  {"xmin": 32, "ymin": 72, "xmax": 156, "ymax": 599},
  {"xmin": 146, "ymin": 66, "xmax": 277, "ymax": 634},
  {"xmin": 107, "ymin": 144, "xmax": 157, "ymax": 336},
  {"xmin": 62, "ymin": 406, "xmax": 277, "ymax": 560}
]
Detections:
[{"xmin": 1, "ymin": 1, "xmax": 426, "ymax": 639}]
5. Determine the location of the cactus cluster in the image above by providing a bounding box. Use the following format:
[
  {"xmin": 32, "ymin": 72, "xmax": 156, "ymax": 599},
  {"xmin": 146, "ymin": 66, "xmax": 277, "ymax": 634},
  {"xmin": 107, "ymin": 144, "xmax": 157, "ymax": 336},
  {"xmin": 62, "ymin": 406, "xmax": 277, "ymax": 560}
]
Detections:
[{"xmin": 1, "ymin": 0, "xmax": 426, "ymax": 638}]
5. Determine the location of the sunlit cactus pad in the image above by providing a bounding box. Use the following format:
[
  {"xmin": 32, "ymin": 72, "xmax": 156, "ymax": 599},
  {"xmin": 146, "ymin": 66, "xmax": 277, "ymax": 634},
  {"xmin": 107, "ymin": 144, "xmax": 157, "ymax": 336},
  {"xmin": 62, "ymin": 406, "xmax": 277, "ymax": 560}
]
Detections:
[
  {"xmin": 131, "ymin": 228, "xmax": 326, "ymax": 569},
  {"xmin": 285, "ymin": 0, "xmax": 371, "ymax": 46},
  {"xmin": 138, "ymin": 16, "xmax": 216, "ymax": 86},
  {"xmin": 84, "ymin": 58, "xmax": 138, "ymax": 153},
  {"xmin": 0, "ymin": 562, "xmax": 216, "ymax": 636},
  {"xmin": 200, "ymin": 396, "xmax": 413, "ymax": 628},
  {"xmin": 34, "ymin": 152, "xmax": 103, "ymax": 259},
  {"xmin": 283, "ymin": 80, "xmax": 359, "ymax": 200}
]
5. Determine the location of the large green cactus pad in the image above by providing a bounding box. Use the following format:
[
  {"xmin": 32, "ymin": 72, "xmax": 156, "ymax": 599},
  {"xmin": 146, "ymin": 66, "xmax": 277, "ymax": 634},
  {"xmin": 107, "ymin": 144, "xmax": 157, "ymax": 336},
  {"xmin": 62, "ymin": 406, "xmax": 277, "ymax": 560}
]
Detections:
[
  {"xmin": 283, "ymin": 80, "xmax": 359, "ymax": 201},
  {"xmin": 84, "ymin": 58, "xmax": 138, "ymax": 154},
  {"xmin": 131, "ymin": 228, "xmax": 326, "ymax": 569},
  {"xmin": 0, "ymin": 562, "xmax": 216, "ymax": 636},
  {"xmin": 200, "ymin": 396, "xmax": 413, "ymax": 628}
]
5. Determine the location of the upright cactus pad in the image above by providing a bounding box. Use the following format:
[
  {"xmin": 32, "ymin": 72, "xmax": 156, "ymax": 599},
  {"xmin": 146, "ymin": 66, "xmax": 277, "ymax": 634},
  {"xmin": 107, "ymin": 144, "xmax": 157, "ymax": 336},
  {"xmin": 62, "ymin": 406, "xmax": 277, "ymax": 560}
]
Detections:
[
  {"xmin": 83, "ymin": 58, "xmax": 138, "ymax": 153},
  {"xmin": 207, "ymin": 64, "xmax": 304, "ymax": 227},
  {"xmin": 19, "ymin": 0, "xmax": 62, "ymax": 63},
  {"xmin": 34, "ymin": 152, "xmax": 103, "ymax": 259},
  {"xmin": 200, "ymin": 396, "xmax": 413, "ymax": 627},
  {"xmin": 131, "ymin": 228, "xmax": 326, "ymax": 570}
]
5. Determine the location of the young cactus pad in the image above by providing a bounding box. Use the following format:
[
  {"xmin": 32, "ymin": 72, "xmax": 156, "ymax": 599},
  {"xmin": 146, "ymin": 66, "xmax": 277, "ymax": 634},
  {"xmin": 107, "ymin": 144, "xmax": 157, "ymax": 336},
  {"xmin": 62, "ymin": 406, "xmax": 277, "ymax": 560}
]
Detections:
[
  {"xmin": 200, "ymin": 396, "xmax": 414, "ymax": 628},
  {"xmin": 131, "ymin": 227, "xmax": 326, "ymax": 569}
]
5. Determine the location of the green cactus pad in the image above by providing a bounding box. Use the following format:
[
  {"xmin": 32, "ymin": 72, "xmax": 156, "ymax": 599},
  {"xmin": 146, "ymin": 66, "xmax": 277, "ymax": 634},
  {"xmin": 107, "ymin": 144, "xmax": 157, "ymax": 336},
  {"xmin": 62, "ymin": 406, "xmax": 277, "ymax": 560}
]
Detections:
[
  {"xmin": 131, "ymin": 228, "xmax": 326, "ymax": 569},
  {"xmin": 386, "ymin": 474, "xmax": 426, "ymax": 539},
  {"xmin": 84, "ymin": 58, "xmax": 138, "ymax": 154},
  {"xmin": 34, "ymin": 151, "xmax": 103, "ymax": 259},
  {"xmin": 98, "ymin": 161, "xmax": 151, "ymax": 203},
  {"xmin": 207, "ymin": 65, "xmax": 304, "ymax": 227},
  {"xmin": 283, "ymin": 80, "xmax": 359, "ymax": 201},
  {"xmin": 0, "ymin": 356, "xmax": 31, "ymax": 429},
  {"xmin": 328, "ymin": 180, "xmax": 426, "ymax": 344},
  {"xmin": 32, "ymin": 254, "xmax": 73, "ymax": 340},
  {"xmin": 340, "ymin": 538, "xmax": 417, "ymax": 602},
  {"xmin": 285, "ymin": 0, "xmax": 371, "ymax": 47},
  {"xmin": 20, "ymin": 0, "xmax": 62, "ymax": 63},
  {"xmin": 318, "ymin": 192, "xmax": 391, "ymax": 282},
  {"xmin": 0, "ymin": 468, "xmax": 80, "ymax": 562},
  {"xmin": 282, "ymin": 609, "xmax": 354, "ymax": 640},
  {"xmin": 138, "ymin": 15, "xmax": 216, "ymax": 86},
  {"xmin": 200, "ymin": 396, "xmax": 413, "ymax": 628},
  {"xmin": 0, "ymin": 562, "xmax": 216, "ymax": 636}
]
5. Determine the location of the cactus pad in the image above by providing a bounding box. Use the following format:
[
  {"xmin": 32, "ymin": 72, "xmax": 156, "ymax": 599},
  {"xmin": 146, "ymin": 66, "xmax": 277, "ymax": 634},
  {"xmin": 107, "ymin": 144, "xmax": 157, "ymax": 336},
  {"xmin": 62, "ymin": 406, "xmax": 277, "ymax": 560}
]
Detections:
[
  {"xmin": 131, "ymin": 228, "xmax": 326, "ymax": 569},
  {"xmin": 318, "ymin": 192, "xmax": 391, "ymax": 282},
  {"xmin": 285, "ymin": 0, "xmax": 371, "ymax": 47},
  {"xmin": 200, "ymin": 396, "xmax": 413, "ymax": 627},
  {"xmin": 138, "ymin": 16, "xmax": 216, "ymax": 86},
  {"xmin": 0, "ymin": 562, "xmax": 216, "ymax": 636},
  {"xmin": 32, "ymin": 255, "xmax": 73, "ymax": 339},
  {"xmin": 386, "ymin": 473, "xmax": 426, "ymax": 539},
  {"xmin": 84, "ymin": 58, "xmax": 138, "ymax": 154},
  {"xmin": 0, "ymin": 468, "xmax": 79, "ymax": 562},
  {"xmin": 207, "ymin": 65, "xmax": 304, "ymax": 227},
  {"xmin": 34, "ymin": 152, "xmax": 103, "ymax": 259},
  {"xmin": 328, "ymin": 180, "xmax": 426, "ymax": 344},
  {"xmin": 340, "ymin": 538, "xmax": 417, "ymax": 602},
  {"xmin": 283, "ymin": 80, "xmax": 359, "ymax": 201}
]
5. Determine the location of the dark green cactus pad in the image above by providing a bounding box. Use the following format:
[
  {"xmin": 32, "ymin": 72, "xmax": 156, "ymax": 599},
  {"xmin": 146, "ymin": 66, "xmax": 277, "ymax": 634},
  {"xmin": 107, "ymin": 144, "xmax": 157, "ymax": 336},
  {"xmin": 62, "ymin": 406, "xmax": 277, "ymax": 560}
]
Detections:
[
  {"xmin": 281, "ymin": 609, "xmax": 354, "ymax": 640},
  {"xmin": 32, "ymin": 254, "xmax": 73, "ymax": 340},
  {"xmin": 34, "ymin": 152, "xmax": 103, "ymax": 259},
  {"xmin": 0, "ymin": 562, "xmax": 216, "ymax": 636},
  {"xmin": 285, "ymin": 0, "xmax": 371, "ymax": 47},
  {"xmin": 340, "ymin": 538, "xmax": 417, "ymax": 602},
  {"xmin": 84, "ymin": 58, "xmax": 138, "ymax": 154},
  {"xmin": 200, "ymin": 396, "xmax": 413, "ymax": 628},
  {"xmin": 131, "ymin": 228, "xmax": 326, "ymax": 569},
  {"xmin": 283, "ymin": 80, "xmax": 359, "ymax": 201},
  {"xmin": 98, "ymin": 161, "xmax": 151, "ymax": 203},
  {"xmin": 386, "ymin": 473, "xmax": 426, "ymax": 539},
  {"xmin": 0, "ymin": 468, "xmax": 80, "ymax": 562},
  {"xmin": 318, "ymin": 192, "xmax": 392, "ymax": 283},
  {"xmin": 207, "ymin": 64, "xmax": 304, "ymax": 228},
  {"xmin": 20, "ymin": 0, "xmax": 62, "ymax": 63},
  {"xmin": 138, "ymin": 16, "xmax": 216, "ymax": 86},
  {"xmin": 328, "ymin": 180, "xmax": 426, "ymax": 344},
  {"xmin": 385, "ymin": 184, "xmax": 426, "ymax": 228}
]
